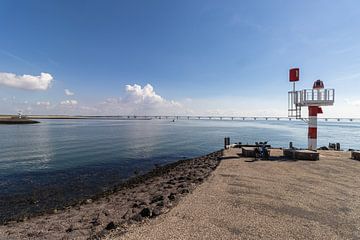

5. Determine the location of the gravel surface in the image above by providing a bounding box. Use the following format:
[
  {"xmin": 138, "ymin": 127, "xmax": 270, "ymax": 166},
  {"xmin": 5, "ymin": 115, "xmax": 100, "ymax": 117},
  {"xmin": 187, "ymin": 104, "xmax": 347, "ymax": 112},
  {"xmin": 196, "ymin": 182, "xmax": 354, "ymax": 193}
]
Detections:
[{"xmin": 111, "ymin": 149, "xmax": 360, "ymax": 240}]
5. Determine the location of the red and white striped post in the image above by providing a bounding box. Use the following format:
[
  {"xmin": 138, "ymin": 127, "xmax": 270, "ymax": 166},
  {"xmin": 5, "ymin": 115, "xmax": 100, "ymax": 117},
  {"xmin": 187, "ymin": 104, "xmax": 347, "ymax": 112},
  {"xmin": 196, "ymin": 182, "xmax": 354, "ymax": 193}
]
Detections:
[
  {"xmin": 308, "ymin": 80, "xmax": 324, "ymax": 150},
  {"xmin": 308, "ymin": 106, "xmax": 318, "ymax": 150}
]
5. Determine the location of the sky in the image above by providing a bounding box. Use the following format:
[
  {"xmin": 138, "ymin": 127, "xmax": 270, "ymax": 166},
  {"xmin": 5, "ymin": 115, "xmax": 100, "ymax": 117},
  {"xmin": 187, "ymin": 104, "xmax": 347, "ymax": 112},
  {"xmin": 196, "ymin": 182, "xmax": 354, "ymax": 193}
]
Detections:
[{"xmin": 0, "ymin": 0, "xmax": 360, "ymax": 117}]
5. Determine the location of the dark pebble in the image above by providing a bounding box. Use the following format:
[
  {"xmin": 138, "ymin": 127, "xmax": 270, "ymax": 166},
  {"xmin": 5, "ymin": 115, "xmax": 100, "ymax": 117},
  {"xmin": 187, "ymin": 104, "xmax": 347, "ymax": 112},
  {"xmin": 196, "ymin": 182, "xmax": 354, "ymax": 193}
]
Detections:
[
  {"xmin": 105, "ymin": 221, "xmax": 117, "ymax": 230},
  {"xmin": 150, "ymin": 195, "xmax": 164, "ymax": 204},
  {"xmin": 168, "ymin": 193, "xmax": 176, "ymax": 201},
  {"xmin": 132, "ymin": 203, "xmax": 139, "ymax": 208},
  {"xmin": 139, "ymin": 207, "xmax": 151, "ymax": 218},
  {"xmin": 65, "ymin": 226, "xmax": 73, "ymax": 233},
  {"xmin": 181, "ymin": 189, "xmax": 189, "ymax": 194}
]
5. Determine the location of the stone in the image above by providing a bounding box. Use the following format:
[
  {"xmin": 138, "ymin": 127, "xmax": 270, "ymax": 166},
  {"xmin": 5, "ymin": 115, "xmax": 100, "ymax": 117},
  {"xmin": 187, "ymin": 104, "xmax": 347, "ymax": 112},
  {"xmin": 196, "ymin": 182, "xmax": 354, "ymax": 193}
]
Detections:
[
  {"xmin": 151, "ymin": 207, "xmax": 162, "ymax": 218},
  {"xmin": 65, "ymin": 225, "xmax": 73, "ymax": 233},
  {"xmin": 139, "ymin": 207, "xmax": 151, "ymax": 218},
  {"xmin": 150, "ymin": 195, "xmax": 164, "ymax": 204},
  {"xmin": 181, "ymin": 189, "xmax": 189, "ymax": 194},
  {"xmin": 168, "ymin": 193, "xmax": 176, "ymax": 201},
  {"xmin": 105, "ymin": 221, "xmax": 117, "ymax": 230}
]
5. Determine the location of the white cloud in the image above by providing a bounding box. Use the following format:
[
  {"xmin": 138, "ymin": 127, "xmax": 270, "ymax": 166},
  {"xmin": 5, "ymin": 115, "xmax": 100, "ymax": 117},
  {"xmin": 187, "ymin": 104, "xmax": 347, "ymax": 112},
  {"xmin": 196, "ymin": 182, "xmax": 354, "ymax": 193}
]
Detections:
[
  {"xmin": 0, "ymin": 72, "xmax": 53, "ymax": 90},
  {"xmin": 60, "ymin": 100, "xmax": 78, "ymax": 105},
  {"xmin": 124, "ymin": 84, "xmax": 164, "ymax": 104},
  {"xmin": 36, "ymin": 101, "xmax": 51, "ymax": 106},
  {"xmin": 64, "ymin": 89, "xmax": 75, "ymax": 96},
  {"xmin": 97, "ymin": 84, "xmax": 185, "ymax": 115}
]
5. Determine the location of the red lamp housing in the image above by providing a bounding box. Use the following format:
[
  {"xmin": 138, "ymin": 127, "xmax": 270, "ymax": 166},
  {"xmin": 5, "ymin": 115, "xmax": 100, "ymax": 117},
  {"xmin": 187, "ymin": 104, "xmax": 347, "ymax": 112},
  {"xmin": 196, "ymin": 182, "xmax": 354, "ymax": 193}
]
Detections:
[{"xmin": 289, "ymin": 68, "xmax": 299, "ymax": 82}]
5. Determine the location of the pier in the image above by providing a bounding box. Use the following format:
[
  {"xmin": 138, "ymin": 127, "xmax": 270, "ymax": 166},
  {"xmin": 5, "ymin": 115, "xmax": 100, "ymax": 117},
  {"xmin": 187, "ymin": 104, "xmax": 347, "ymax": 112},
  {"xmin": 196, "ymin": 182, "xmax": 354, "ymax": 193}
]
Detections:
[{"xmin": 75, "ymin": 115, "xmax": 360, "ymax": 122}]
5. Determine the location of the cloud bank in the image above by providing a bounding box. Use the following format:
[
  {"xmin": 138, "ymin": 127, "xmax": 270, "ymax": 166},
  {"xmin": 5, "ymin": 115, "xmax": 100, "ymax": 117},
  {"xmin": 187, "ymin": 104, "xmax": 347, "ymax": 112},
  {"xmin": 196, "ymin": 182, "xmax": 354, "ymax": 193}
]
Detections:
[{"xmin": 0, "ymin": 72, "xmax": 53, "ymax": 90}]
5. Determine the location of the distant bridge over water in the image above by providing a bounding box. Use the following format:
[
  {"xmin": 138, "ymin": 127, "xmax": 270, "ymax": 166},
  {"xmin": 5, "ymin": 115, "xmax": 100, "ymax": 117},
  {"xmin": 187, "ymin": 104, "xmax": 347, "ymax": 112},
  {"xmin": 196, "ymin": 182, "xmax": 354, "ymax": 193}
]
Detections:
[{"xmin": 87, "ymin": 115, "xmax": 360, "ymax": 122}]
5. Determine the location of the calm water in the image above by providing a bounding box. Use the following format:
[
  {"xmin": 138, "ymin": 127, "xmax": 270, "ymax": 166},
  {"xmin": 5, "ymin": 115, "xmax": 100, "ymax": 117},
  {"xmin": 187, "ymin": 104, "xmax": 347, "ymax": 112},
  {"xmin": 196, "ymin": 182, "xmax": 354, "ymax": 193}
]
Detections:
[{"xmin": 0, "ymin": 119, "xmax": 359, "ymax": 221}]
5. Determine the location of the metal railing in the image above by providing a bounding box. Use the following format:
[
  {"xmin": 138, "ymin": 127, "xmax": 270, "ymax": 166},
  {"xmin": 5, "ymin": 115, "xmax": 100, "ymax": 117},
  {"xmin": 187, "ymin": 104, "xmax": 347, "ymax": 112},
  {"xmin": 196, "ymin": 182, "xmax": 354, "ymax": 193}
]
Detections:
[{"xmin": 296, "ymin": 89, "xmax": 335, "ymax": 106}]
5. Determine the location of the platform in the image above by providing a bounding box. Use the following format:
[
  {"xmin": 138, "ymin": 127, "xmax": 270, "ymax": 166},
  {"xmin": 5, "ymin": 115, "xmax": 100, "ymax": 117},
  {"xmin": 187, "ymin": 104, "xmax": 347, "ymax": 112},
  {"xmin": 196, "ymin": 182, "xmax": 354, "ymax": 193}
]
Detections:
[
  {"xmin": 351, "ymin": 151, "xmax": 360, "ymax": 160},
  {"xmin": 283, "ymin": 149, "xmax": 319, "ymax": 161}
]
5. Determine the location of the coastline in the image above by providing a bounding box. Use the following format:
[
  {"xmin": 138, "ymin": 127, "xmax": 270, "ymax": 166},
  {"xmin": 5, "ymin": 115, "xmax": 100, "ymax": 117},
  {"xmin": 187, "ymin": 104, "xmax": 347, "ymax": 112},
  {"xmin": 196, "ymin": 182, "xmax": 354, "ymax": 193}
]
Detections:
[{"xmin": 0, "ymin": 150, "xmax": 222, "ymax": 239}]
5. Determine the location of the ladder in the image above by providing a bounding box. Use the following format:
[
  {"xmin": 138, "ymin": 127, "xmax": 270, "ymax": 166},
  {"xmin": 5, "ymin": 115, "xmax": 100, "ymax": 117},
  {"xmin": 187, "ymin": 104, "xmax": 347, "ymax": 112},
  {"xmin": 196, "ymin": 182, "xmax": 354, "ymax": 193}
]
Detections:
[{"xmin": 288, "ymin": 91, "xmax": 301, "ymax": 119}]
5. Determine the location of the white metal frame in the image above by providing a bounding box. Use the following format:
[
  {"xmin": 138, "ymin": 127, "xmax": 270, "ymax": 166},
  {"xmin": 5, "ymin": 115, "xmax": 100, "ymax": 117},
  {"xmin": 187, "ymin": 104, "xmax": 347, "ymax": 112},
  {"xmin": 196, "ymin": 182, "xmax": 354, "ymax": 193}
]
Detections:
[{"xmin": 288, "ymin": 88, "xmax": 335, "ymax": 119}]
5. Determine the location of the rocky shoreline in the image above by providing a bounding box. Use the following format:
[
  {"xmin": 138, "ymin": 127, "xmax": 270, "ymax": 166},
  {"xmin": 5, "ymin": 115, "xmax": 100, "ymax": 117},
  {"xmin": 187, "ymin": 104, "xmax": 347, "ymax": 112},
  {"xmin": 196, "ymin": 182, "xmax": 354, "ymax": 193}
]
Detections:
[{"xmin": 0, "ymin": 150, "xmax": 223, "ymax": 239}]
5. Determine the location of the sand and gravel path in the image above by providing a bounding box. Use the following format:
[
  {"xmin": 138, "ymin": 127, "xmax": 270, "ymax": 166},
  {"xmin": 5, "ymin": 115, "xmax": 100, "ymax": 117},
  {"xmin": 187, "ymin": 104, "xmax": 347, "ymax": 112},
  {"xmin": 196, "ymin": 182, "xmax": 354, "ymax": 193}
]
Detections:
[{"xmin": 111, "ymin": 149, "xmax": 360, "ymax": 240}]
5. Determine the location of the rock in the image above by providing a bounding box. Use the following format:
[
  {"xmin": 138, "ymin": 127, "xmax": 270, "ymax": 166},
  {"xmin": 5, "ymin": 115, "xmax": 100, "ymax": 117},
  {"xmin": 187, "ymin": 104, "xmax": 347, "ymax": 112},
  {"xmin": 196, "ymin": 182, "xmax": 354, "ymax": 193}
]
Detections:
[
  {"xmin": 168, "ymin": 193, "xmax": 176, "ymax": 201},
  {"xmin": 156, "ymin": 201, "xmax": 164, "ymax": 207},
  {"xmin": 91, "ymin": 217, "xmax": 100, "ymax": 226},
  {"xmin": 178, "ymin": 176, "xmax": 186, "ymax": 181},
  {"xmin": 122, "ymin": 209, "xmax": 133, "ymax": 220},
  {"xmin": 150, "ymin": 195, "xmax": 164, "ymax": 204},
  {"xmin": 65, "ymin": 225, "xmax": 73, "ymax": 233},
  {"xmin": 166, "ymin": 179, "xmax": 176, "ymax": 185},
  {"xmin": 139, "ymin": 207, "xmax": 151, "ymax": 218},
  {"xmin": 105, "ymin": 221, "xmax": 117, "ymax": 230},
  {"xmin": 151, "ymin": 207, "xmax": 162, "ymax": 218},
  {"xmin": 85, "ymin": 199, "xmax": 93, "ymax": 204},
  {"xmin": 181, "ymin": 189, "xmax": 189, "ymax": 194},
  {"xmin": 132, "ymin": 203, "xmax": 139, "ymax": 208}
]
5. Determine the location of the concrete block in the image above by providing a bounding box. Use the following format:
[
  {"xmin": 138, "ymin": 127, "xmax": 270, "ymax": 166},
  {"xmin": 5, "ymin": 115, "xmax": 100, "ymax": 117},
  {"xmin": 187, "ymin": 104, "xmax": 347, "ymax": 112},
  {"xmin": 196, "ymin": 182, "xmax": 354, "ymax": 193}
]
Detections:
[
  {"xmin": 283, "ymin": 149, "xmax": 319, "ymax": 161},
  {"xmin": 242, "ymin": 147, "xmax": 256, "ymax": 157},
  {"xmin": 352, "ymin": 151, "xmax": 360, "ymax": 160}
]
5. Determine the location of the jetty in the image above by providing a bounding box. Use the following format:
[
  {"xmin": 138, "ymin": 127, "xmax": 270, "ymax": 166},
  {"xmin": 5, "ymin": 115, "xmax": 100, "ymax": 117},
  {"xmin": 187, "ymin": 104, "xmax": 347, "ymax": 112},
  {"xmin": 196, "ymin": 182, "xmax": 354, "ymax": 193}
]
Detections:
[{"xmin": 0, "ymin": 114, "xmax": 40, "ymax": 124}]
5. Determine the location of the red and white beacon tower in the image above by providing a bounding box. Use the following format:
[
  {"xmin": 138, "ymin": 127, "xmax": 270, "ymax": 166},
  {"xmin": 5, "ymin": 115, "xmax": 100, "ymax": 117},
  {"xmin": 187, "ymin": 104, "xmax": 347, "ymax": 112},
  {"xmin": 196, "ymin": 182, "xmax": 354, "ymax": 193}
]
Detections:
[{"xmin": 288, "ymin": 68, "xmax": 335, "ymax": 150}]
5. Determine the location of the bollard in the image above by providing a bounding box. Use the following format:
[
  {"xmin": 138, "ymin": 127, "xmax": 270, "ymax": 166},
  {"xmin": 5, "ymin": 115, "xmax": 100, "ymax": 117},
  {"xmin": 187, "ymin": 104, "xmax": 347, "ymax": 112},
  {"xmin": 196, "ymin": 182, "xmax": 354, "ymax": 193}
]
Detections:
[
  {"xmin": 336, "ymin": 143, "xmax": 340, "ymax": 151},
  {"xmin": 224, "ymin": 137, "xmax": 230, "ymax": 149}
]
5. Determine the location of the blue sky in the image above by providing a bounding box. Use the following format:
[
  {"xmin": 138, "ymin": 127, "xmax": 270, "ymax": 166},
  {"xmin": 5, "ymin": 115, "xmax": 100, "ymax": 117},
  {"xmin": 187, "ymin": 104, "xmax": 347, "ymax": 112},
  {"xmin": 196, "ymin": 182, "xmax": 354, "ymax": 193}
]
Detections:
[{"xmin": 0, "ymin": 0, "xmax": 360, "ymax": 116}]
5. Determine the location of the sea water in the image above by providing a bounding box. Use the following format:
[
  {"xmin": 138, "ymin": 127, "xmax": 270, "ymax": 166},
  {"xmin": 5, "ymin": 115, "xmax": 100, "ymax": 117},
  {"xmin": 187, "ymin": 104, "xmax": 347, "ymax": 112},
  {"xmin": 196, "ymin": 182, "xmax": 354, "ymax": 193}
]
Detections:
[{"xmin": 0, "ymin": 119, "xmax": 359, "ymax": 221}]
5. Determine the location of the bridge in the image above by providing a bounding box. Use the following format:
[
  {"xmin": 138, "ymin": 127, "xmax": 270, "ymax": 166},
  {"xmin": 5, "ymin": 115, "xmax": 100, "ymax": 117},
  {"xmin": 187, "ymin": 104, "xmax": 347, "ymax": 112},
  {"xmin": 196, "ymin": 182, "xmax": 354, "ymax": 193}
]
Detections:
[{"xmin": 86, "ymin": 115, "xmax": 360, "ymax": 122}]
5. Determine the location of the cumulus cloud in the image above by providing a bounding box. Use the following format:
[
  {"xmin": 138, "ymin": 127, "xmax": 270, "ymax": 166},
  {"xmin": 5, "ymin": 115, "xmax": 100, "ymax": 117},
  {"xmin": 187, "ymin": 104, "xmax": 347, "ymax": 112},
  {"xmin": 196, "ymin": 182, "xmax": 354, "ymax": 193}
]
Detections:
[
  {"xmin": 124, "ymin": 84, "xmax": 164, "ymax": 104},
  {"xmin": 98, "ymin": 84, "xmax": 185, "ymax": 115},
  {"xmin": 60, "ymin": 100, "xmax": 78, "ymax": 105},
  {"xmin": 64, "ymin": 89, "xmax": 74, "ymax": 96},
  {"xmin": 0, "ymin": 72, "xmax": 53, "ymax": 90}
]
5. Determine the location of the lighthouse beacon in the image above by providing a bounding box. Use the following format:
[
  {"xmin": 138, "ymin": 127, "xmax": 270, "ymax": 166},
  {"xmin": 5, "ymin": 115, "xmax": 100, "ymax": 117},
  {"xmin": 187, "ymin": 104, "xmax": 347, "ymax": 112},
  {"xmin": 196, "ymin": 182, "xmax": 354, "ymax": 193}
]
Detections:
[{"xmin": 288, "ymin": 69, "xmax": 335, "ymax": 150}]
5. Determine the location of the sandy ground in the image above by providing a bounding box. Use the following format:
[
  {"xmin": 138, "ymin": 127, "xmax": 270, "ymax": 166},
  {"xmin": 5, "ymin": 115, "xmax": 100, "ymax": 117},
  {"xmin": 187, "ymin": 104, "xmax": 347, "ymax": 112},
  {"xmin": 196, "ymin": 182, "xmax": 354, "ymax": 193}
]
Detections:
[{"xmin": 110, "ymin": 149, "xmax": 360, "ymax": 240}]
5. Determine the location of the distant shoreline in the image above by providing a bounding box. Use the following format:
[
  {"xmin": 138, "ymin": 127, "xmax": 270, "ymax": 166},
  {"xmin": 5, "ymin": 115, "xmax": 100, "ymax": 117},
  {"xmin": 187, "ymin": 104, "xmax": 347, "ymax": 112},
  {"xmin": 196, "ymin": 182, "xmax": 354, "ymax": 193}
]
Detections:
[{"xmin": 0, "ymin": 118, "xmax": 40, "ymax": 124}]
